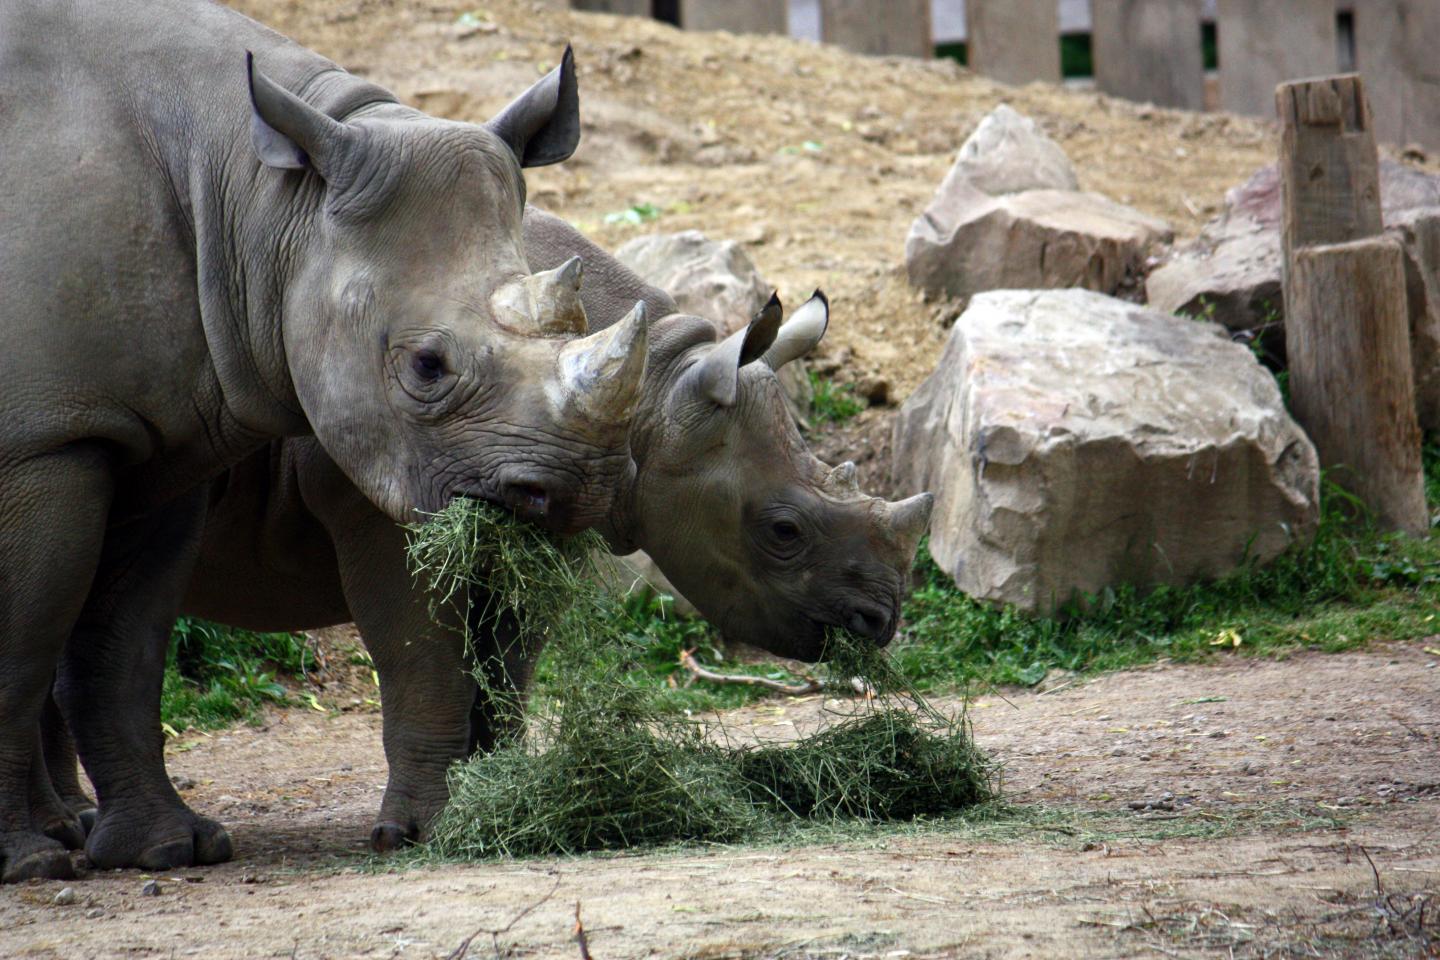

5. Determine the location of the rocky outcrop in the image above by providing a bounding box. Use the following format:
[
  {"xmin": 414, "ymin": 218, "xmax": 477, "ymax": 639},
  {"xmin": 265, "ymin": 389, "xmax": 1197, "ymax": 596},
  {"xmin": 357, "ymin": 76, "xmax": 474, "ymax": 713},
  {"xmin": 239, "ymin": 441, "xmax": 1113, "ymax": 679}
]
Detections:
[
  {"xmin": 905, "ymin": 106, "xmax": 1172, "ymax": 302},
  {"xmin": 893, "ymin": 289, "xmax": 1319, "ymax": 616}
]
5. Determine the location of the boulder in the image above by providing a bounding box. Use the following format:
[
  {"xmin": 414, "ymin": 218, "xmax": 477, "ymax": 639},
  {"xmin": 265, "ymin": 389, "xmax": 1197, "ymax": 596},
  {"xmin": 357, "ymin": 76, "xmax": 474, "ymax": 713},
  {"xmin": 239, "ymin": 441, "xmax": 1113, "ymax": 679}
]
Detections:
[
  {"xmin": 1146, "ymin": 161, "xmax": 1440, "ymax": 430},
  {"xmin": 906, "ymin": 106, "xmax": 1172, "ymax": 301},
  {"xmin": 947, "ymin": 104, "xmax": 1078, "ymax": 197},
  {"xmin": 615, "ymin": 228, "xmax": 812, "ymax": 421},
  {"xmin": 892, "ymin": 289, "xmax": 1320, "ymax": 616}
]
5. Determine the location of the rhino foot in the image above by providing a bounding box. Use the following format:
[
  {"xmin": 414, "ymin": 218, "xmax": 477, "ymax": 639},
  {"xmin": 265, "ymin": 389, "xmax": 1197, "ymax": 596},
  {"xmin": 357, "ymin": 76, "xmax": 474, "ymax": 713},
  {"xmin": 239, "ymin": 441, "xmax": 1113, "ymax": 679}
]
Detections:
[
  {"xmin": 1, "ymin": 830, "xmax": 76, "ymax": 883},
  {"xmin": 38, "ymin": 809, "xmax": 87, "ymax": 851},
  {"xmin": 86, "ymin": 807, "xmax": 232, "ymax": 871},
  {"xmin": 369, "ymin": 819, "xmax": 419, "ymax": 854},
  {"xmin": 65, "ymin": 799, "xmax": 98, "ymax": 836}
]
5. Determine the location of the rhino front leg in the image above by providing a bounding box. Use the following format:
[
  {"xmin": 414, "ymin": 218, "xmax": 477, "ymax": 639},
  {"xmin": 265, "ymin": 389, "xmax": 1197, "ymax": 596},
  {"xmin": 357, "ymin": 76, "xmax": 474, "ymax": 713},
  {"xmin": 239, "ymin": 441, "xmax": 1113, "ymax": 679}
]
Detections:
[
  {"xmin": 329, "ymin": 512, "xmax": 478, "ymax": 853},
  {"xmin": 0, "ymin": 450, "xmax": 114, "ymax": 883},
  {"xmin": 55, "ymin": 488, "xmax": 232, "ymax": 872}
]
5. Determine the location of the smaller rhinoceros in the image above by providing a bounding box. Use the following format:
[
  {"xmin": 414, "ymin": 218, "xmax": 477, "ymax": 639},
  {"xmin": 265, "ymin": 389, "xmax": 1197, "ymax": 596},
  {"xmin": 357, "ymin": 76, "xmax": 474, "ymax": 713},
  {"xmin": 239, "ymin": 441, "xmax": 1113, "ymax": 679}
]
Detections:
[
  {"xmin": 40, "ymin": 209, "xmax": 933, "ymax": 863},
  {"xmin": 1, "ymin": 0, "xmax": 646, "ymax": 884}
]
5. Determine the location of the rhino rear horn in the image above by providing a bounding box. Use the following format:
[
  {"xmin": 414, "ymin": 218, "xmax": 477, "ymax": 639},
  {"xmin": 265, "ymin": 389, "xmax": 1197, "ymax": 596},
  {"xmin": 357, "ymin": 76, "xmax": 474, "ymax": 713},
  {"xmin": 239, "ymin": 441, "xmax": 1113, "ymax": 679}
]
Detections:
[
  {"xmin": 246, "ymin": 51, "xmax": 356, "ymax": 177},
  {"xmin": 487, "ymin": 46, "xmax": 580, "ymax": 168},
  {"xmin": 492, "ymin": 256, "xmax": 588, "ymax": 336},
  {"xmin": 762, "ymin": 290, "xmax": 829, "ymax": 370},
  {"xmin": 882, "ymin": 492, "xmax": 934, "ymax": 557},
  {"xmin": 558, "ymin": 300, "xmax": 648, "ymax": 422},
  {"xmin": 685, "ymin": 295, "xmax": 783, "ymax": 407}
]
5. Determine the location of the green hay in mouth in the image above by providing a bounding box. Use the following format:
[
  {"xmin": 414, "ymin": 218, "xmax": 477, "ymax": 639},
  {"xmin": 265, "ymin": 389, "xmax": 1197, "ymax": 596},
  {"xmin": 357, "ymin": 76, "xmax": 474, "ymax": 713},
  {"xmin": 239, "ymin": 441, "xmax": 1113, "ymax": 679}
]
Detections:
[{"xmin": 405, "ymin": 498, "xmax": 997, "ymax": 860}]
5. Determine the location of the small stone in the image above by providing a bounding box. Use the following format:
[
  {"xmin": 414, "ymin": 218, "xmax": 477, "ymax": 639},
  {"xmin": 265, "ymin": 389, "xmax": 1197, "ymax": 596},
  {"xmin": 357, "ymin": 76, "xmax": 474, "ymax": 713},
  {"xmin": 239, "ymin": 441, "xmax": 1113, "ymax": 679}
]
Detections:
[
  {"xmin": 85, "ymin": 907, "xmax": 104, "ymax": 919},
  {"xmin": 53, "ymin": 887, "xmax": 77, "ymax": 906},
  {"xmin": 171, "ymin": 775, "xmax": 196, "ymax": 791},
  {"xmin": 1209, "ymin": 730, "xmax": 1228, "ymax": 739},
  {"xmin": 141, "ymin": 879, "xmax": 161, "ymax": 897}
]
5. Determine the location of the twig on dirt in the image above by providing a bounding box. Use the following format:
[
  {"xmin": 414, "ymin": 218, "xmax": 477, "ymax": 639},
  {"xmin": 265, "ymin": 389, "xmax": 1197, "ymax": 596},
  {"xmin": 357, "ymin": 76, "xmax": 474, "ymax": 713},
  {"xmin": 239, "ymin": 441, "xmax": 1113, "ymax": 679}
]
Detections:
[
  {"xmin": 573, "ymin": 902, "xmax": 592, "ymax": 960},
  {"xmin": 677, "ymin": 649, "xmax": 878, "ymax": 699},
  {"xmin": 445, "ymin": 875, "xmax": 561, "ymax": 960},
  {"xmin": 1359, "ymin": 845, "xmax": 1384, "ymax": 897},
  {"xmin": 677, "ymin": 649, "xmax": 824, "ymax": 695}
]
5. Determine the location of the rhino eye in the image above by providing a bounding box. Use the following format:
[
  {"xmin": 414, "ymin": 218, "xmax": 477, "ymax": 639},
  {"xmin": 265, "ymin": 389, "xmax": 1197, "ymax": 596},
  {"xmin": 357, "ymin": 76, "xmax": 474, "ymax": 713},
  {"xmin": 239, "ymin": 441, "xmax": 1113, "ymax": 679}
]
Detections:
[
  {"xmin": 412, "ymin": 349, "xmax": 445, "ymax": 380},
  {"xmin": 771, "ymin": 520, "xmax": 802, "ymax": 543}
]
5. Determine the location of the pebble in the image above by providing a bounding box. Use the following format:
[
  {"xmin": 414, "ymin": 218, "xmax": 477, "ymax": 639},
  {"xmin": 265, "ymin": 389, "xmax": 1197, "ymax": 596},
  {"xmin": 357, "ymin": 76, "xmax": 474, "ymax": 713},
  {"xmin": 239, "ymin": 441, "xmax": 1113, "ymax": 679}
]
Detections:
[
  {"xmin": 85, "ymin": 908, "xmax": 105, "ymax": 919},
  {"xmin": 171, "ymin": 775, "xmax": 196, "ymax": 791},
  {"xmin": 141, "ymin": 880, "xmax": 161, "ymax": 897},
  {"xmin": 53, "ymin": 887, "xmax": 77, "ymax": 906}
]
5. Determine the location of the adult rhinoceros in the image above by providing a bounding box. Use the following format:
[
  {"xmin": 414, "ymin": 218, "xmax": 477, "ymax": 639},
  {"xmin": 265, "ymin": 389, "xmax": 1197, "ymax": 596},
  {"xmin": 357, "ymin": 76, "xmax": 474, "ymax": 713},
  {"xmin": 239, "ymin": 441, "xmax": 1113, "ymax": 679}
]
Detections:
[
  {"xmin": 43, "ymin": 209, "xmax": 935, "ymax": 861},
  {"xmin": 1, "ymin": 0, "xmax": 648, "ymax": 882}
]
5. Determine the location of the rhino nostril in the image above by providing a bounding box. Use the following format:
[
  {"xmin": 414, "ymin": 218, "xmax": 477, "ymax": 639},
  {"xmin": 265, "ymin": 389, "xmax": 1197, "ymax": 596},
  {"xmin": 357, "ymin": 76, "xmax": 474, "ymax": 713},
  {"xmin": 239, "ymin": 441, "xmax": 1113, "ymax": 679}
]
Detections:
[
  {"xmin": 501, "ymin": 481, "xmax": 550, "ymax": 518},
  {"xmin": 844, "ymin": 604, "xmax": 890, "ymax": 642}
]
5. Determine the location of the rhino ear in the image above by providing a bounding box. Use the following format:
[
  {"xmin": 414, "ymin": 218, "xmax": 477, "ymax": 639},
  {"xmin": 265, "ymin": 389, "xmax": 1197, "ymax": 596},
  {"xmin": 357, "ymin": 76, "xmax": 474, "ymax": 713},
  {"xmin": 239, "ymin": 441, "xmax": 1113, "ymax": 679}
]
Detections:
[
  {"xmin": 247, "ymin": 51, "xmax": 355, "ymax": 177},
  {"xmin": 685, "ymin": 300, "xmax": 783, "ymax": 408},
  {"xmin": 487, "ymin": 46, "xmax": 580, "ymax": 169},
  {"xmin": 763, "ymin": 290, "xmax": 829, "ymax": 370}
]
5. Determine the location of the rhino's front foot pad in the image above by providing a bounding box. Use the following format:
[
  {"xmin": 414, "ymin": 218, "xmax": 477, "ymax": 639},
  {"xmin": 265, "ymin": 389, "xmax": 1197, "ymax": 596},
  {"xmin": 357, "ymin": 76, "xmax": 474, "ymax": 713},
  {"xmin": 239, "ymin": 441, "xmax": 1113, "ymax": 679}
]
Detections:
[
  {"xmin": 369, "ymin": 820, "xmax": 419, "ymax": 854},
  {"xmin": 86, "ymin": 810, "xmax": 233, "ymax": 871},
  {"xmin": 1, "ymin": 831, "xmax": 76, "ymax": 883}
]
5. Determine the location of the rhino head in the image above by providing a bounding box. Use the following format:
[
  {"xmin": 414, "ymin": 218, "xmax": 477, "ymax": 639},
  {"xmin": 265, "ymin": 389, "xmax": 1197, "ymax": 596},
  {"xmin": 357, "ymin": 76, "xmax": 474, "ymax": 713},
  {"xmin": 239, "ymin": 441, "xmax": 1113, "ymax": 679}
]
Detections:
[
  {"xmin": 247, "ymin": 50, "xmax": 644, "ymax": 534},
  {"xmin": 607, "ymin": 293, "xmax": 933, "ymax": 661}
]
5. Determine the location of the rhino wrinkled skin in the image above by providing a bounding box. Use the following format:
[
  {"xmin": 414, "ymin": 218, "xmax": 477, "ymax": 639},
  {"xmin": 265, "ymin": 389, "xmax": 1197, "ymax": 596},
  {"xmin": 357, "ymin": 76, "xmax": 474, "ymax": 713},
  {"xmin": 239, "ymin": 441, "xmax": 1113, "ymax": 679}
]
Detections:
[
  {"xmin": 43, "ymin": 210, "xmax": 936, "ymax": 858},
  {"xmin": 0, "ymin": 0, "xmax": 653, "ymax": 882}
]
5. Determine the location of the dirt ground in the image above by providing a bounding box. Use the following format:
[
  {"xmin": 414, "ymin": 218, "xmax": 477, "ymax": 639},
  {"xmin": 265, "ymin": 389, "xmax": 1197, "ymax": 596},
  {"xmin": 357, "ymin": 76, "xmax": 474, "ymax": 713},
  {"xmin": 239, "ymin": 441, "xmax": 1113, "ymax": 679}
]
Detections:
[{"xmin": 5, "ymin": 643, "xmax": 1438, "ymax": 959}]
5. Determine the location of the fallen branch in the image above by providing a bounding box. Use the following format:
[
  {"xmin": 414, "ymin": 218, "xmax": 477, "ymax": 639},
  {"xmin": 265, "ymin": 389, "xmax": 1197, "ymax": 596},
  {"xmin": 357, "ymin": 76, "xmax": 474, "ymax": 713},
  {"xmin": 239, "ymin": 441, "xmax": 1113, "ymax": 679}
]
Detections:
[
  {"xmin": 573, "ymin": 902, "xmax": 592, "ymax": 960},
  {"xmin": 446, "ymin": 875, "xmax": 561, "ymax": 960},
  {"xmin": 678, "ymin": 649, "xmax": 823, "ymax": 695}
]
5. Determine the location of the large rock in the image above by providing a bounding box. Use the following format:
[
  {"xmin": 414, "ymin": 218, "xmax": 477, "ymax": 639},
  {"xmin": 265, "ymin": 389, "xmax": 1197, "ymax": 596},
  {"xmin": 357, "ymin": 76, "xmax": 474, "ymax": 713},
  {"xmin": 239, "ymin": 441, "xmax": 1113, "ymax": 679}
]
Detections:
[
  {"xmin": 615, "ymin": 229, "xmax": 813, "ymax": 421},
  {"xmin": 1146, "ymin": 161, "xmax": 1440, "ymax": 429},
  {"xmin": 906, "ymin": 107, "xmax": 1171, "ymax": 301},
  {"xmin": 893, "ymin": 290, "xmax": 1319, "ymax": 616}
]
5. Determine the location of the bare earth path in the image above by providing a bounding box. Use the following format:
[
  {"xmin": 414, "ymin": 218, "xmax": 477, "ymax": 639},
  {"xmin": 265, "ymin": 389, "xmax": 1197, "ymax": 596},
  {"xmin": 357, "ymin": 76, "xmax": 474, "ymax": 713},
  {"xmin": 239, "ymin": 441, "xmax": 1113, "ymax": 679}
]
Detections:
[{"xmin": 5, "ymin": 644, "xmax": 1437, "ymax": 959}]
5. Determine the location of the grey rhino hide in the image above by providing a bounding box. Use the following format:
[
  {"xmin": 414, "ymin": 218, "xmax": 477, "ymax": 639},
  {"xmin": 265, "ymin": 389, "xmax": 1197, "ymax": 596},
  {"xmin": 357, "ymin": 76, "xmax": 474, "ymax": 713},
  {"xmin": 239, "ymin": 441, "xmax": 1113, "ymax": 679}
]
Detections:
[
  {"xmin": 46, "ymin": 209, "xmax": 933, "ymax": 856},
  {"xmin": 0, "ymin": 0, "xmax": 639, "ymax": 883}
]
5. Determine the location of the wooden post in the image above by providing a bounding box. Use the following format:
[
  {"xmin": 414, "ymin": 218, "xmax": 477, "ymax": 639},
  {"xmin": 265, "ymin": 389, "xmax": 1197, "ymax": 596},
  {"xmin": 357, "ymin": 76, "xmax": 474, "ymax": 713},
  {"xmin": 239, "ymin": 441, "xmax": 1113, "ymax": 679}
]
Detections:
[
  {"xmin": 966, "ymin": 0, "xmax": 1061, "ymax": 86},
  {"xmin": 819, "ymin": 0, "xmax": 932, "ymax": 58},
  {"xmin": 1350, "ymin": 0, "xmax": 1440, "ymax": 152},
  {"xmin": 1091, "ymin": 0, "xmax": 1204, "ymax": 110},
  {"xmin": 1217, "ymin": 0, "xmax": 1336, "ymax": 117},
  {"xmin": 1277, "ymin": 74, "xmax": 1428, "ymax": 534},
  {"xmin": 681, "ymin": 0, "xmax": 787, "ymax": 35},
  {"xmin": 1288, "ymin": 240, "xmax": 1427, "ymax": 533}
]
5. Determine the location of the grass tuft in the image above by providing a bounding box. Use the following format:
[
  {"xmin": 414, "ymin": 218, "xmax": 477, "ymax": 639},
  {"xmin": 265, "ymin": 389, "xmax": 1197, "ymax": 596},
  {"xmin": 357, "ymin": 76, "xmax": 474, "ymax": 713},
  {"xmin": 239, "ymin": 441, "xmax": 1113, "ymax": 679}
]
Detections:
[
  {"xmin": 405, "ymin": 499, "xmax": 997, "ymax": 860},
  {"xmin": 161, "ymin": 617, "xmax": 313, "ymax": 732}
]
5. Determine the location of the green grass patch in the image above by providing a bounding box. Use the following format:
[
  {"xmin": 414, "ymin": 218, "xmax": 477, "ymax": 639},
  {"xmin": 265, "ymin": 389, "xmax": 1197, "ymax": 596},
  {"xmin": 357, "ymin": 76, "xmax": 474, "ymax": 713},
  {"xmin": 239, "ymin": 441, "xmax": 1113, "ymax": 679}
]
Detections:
[
  {"xmin": 161, "ymin": 617, "xmax": 313, "ymax": 733},
  {"xmin": 404, "ymin": 499, "xmax": 997, "ymax": 861},
  {"xmin": 808, "ymin": 370, "xmax": 865, "ymax": 424},
  {"xmin": 888, "ymin": 460, "xmax": 1438, "ymax": 691}
]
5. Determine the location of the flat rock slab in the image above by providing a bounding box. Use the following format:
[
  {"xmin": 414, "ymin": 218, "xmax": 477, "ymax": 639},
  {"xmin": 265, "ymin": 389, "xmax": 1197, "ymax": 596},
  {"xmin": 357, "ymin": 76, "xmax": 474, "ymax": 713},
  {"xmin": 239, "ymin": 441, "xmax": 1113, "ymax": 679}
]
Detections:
[
  {"xmin": 893, "ymin": 289, "xmax": 1319, "ymax": 616},
  {"xmin": 906, "ymin": 185, "xmax": 1172, "ymax": 301}
]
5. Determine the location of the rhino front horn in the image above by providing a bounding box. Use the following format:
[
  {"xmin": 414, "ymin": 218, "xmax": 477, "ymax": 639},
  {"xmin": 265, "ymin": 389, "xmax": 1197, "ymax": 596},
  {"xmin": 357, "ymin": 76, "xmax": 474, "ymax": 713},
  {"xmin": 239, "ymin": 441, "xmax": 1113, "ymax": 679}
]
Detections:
[
  {"xmin": 882, "ymin": 492, "xmax": 934, "ymax": 553},
  {"xmin": 824, "ymin": 461, "xmax": 860, "ymax": 497},
  {"xmin": 491, "ymin": 256, "xmax": 588, "ymax": 336},
  {"xmin": 557, "ymin": 300, "xmax": 649, "ymax": 422}
]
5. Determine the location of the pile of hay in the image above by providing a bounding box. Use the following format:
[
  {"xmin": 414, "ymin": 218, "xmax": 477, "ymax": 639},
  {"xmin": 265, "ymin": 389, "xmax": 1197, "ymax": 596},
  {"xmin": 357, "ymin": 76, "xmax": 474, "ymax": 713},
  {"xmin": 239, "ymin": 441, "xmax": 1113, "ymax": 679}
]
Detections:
[{"xmin": 405, "ymin": 500, "xmax": 997, "ymax": 860}]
